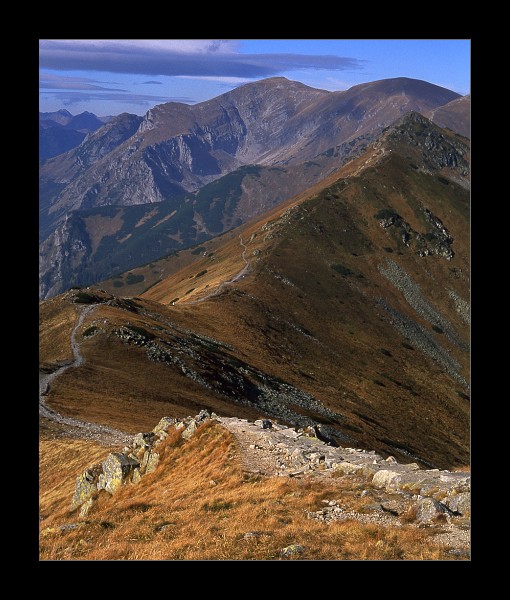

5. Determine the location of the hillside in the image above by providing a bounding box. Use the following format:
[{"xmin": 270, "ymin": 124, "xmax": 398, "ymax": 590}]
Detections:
[
  {"xmin": 39, "ymin": 413, "xmax": 470, "ymax": 560},
  {"xmin": 39, "ymin": 134, "xmax": 372, "ymax": 299},
  {"xmin": 40, "ymin": 113, "xmax": 470, "ymax": 471}
]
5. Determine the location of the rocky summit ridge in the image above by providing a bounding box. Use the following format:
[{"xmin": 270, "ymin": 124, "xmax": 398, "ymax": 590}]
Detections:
[{"xmin": 68, "ymin": 412, "xmax": 470, "ymax": 555}]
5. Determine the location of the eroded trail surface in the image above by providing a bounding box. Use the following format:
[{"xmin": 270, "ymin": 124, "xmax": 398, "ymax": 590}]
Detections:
[{"xmin": 39, "ymin": 305, "xmax": 131, "ymax": 446}]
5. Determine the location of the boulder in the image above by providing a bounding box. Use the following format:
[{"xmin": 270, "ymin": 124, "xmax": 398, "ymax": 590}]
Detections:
[
  {"xmin": 71, "ymin": 473, "xmax": 97, "ymax": 511},
  {"xmin": 145, "ymin": 452, "xmax": 160, "ymax": 474},
  {"xmin": 153, "ymin": 416, "xmax": 176, "ymax": 434},
  {"xmin": 182, "ymin": 420, "xmax": 197, "ymax": 440},
  {"xmin": 446, "ymin": 492, "xmax": 470, "ymax": 516},
  {"xmin": 71, "ymin": 463, "xmax": 102, "ymax": 510},
  {"xmin": 334, "ymin": 461, "xmax": 361, "ymax": 475},
  {"xmin": 133, "ymin": 432, "xmax": 156, "ymax": 448},
  {"xmin": 195, "ymin": 410, "xmax": 210, "ymax": 423},
  {"xmin": 97, "ymin": 453, "xmax": 140, "ymax": 494},
  {"xmin": 416, "ymin": 497, "xmax": 454, "ymax": 524},
  {"xmin": 372, "ymin": 469, "xmax": 402, "ymax": 490}
]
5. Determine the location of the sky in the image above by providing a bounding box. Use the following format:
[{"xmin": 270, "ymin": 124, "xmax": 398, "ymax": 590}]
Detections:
[{"xmin": 39, "ymin": 39, "xmax": 471, "ymax": 117}]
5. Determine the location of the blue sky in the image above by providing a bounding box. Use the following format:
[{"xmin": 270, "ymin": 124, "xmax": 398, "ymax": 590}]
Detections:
[{"xmin": 39, "ymin": 39, "xmax": 470, "ymax": 117}]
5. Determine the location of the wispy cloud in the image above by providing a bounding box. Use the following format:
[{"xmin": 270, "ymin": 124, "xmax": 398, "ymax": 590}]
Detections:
[
  {"xmin": 142, "ymin": 80, "xmax": 163, "ymax": 85},
  {"xmin": 39, "ymin": 39, "xmax": 365, "ymax": 78},
  {"xmin": 42, "ymin": 91, "xmax": 195, "ymax": 107},
  {"xmin": 40, "ymin": 72, "xmax": 126, "ymax": 91}
]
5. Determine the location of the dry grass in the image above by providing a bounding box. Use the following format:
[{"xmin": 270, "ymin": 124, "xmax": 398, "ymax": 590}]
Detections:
[
  {"xmin": 39, "ymin": 423, "xmax": 459, "ymax": 561},
  {"xmin": 39, "ymin": 298, "xmax": 78, "ymax": 364}
]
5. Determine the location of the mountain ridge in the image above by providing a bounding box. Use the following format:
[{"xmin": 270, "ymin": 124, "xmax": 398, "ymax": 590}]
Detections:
[{"xmin": 40, "ymin": 112, "xmax": 470, "ymax": 470}]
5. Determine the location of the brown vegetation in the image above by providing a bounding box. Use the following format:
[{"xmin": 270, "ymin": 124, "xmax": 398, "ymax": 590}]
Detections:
[{"xmin": 39, "ymin": 422, "xmax": 459, "ymax": 561}]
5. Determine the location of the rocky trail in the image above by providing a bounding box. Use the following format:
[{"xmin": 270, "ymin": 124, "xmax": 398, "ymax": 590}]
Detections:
[
  {"xmin": 67, "ymin": 410, "xmax": 470, "ymax": 556},
  {"xmin": 39, "ymin": 304, "xmax": 131, "ymax": 446},
  {"xmin": 186, "ymin": 235, "xmax": 251, "ymax": 305}
]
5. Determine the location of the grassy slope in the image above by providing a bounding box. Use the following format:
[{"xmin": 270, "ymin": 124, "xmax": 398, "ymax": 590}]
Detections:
[{"xmin": 39, "ymin": 421, "xmax": 456, "ymax": 561}]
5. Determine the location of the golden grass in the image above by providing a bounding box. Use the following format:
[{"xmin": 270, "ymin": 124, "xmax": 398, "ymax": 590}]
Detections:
[
  {"xmin": 39, "ymin": 298, "xmax": 78, "ymax": 364},
  {"xmin": 39, "ymin": 423, "xmax": 461, "ymax": 561}
]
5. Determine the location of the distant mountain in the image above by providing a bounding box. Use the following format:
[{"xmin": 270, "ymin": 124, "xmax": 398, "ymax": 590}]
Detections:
[
  {"xmin": 40, "ymin": 77, "xmax": 460, "ymax": 232},
  {"xmin": 427, "ymin": 95, "xmax": 470, "ymax": 138},
  {"xmin": 39, "ymin": 77, "xmax": 462, "ymax": 297},
  {"xmin": 39, "ymin": 110, "xmax": 108, "ymax": 161}
]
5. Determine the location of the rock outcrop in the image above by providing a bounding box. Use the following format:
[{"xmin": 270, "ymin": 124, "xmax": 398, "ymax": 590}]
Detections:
[{"xmin": 71, "ymin": 413, "xmax": 471, "ymax": 531}]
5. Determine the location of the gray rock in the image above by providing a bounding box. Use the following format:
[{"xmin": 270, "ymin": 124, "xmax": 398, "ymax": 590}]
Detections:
[
  {"xmin": 145, "ymin": 452, "xmax": 160, "ymax": 474},
  {"xmin": 71, "ymin": 463, "xmax": 102, "ymax": 510},
  {"xmin": 97, "ymin": 453, "xmax": 140, "ymax": 494},
  {"xmin": 416, "ymin": 496, "xmax": 454, "ymax": 524},
  {"xmin": 181, "ymin": 420, "xmax": 197, "ymax": 440},
  {"xmin": 446, "ymin": 492, "xmax": 470, "ymax": 516},
  {"xmin": 372, "ymin": 469, "xmax": 402, "ymax": 490},
  {"xmin": 195, "ymin": 409, "xmax": 210, "ymax": 423},
  {"xmin": 153, "ymin": 416, "xmax": 176, "ymax": 434},
  {"xmin": 133, "ymin": 432, "xmax": 156, "ymax": 448}
]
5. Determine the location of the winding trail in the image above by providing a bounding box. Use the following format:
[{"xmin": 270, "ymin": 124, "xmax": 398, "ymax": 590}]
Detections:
[
  {"xmin": 186, "ymin": 234, "xmax": 251, "ymax": 305},
  {"xmin": 39, "ymin": 304, "xmax": 131, "ymax": 445}
]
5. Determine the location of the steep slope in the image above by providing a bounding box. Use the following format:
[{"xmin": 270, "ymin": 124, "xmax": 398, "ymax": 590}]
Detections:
[
  {"xmin": 40, "ymin": 77, "xmax": 459, "ymax": 234},
  {"xmin": 40, "ymin": 114, "xmax": 470, "ymax": 469},
  {"xmin": 427, "ymin": 95, "xmax": 470, "ymax": 138},
  {"xmin": 39, "ymin": 134, "xmax": 373, "ymax": 298}
]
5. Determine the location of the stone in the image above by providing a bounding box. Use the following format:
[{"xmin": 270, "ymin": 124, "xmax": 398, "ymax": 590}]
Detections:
[
  {"xmin": 336, "ymin": 461, "xmax": 363, "ymax": 475},
  {"xmin": 195, "ymin": 409, "xmax": 210, "ymax": 423},
  {"xmin": 372, "ymin": 469, "xmax": 402, "ymax": 490},
  {"xmin": 446, "ymin": 492, "xmax": 470, "ymax": 516},
  {"xmin": 385, "ymin": 456, "xmax": 397, "ymax": 464},
  {"xmin": 181, "ymin": 420, "xmax": 197, "ymax": 440},
  {"xmin": 280, "ymin": 544, "xmax": 306, "ymax": 557},
  {"xmin": 71, "ymin": 463, "xmax": 103, "ymax": 510},
  {"xmin": 416, "ymin": 497, "xmax": 454, "ymax": 524},
  {"xmin": 153, "ymin": 416, "xmax": 176, "ymax": 434},
  {"xmin": 133, "ymin": 432, "xmax": 156, "ymax": 448},
  {"xmin": 79, "ymin": 498, "xmax": 94, "ymax": 518},
  {"xmin": 131, "ymin": 468, "xmax": 142, "ymax": 484},
  {"xmin": 145, "ymin": 452, "xmax": 160, "ymax": 474},
  {"xmin": 97, "ymin": 453, "xmax": 140, "ymax": 494},
  {"xmin": 307, "ymin": 452, "xmax": 325, "ymax": 464}
]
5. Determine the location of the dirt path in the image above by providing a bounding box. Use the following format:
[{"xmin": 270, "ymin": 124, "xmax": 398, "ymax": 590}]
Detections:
[
  {"xmin": 186, "ymin": 235, "xmax": 251, "ymax": 305},
  {"xmin": 39, "ymin": 304, "xmax": 131, "ymax": 446}
]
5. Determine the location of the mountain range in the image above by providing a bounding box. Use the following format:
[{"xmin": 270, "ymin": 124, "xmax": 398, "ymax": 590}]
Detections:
[
  {"xmin": 39, "ymin": 110, "xmax": 112, "ymax": 162},
  {"xmin": 40, "ymin": 109, "xmax": 470, "ymax": 470},
  {"xmin": 39, "ymin": 77, "xmax": 469, "ymax": 299}
]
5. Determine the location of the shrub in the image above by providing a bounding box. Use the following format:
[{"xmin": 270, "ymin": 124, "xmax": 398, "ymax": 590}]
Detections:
[
  {"xmin": 375, "ymin": 208, "xmax": 399, "ymax": 220},
  {"xmin": 126, "ymin": 273, "xmax": 144, "ymax": 285},
  {"xmin": 331, "ymin": 264, "xmax": 354, "ymax": 276},
  {"xmin": 74, "ymin": 291, "xmax": 97, "ymax": 304},
  {"xmin": 83, "ymin": 326, "xmax": 98, "ymax": 338},
  {"xmin": 195, "ymin": 270, "xmax": 208, "ymax": 278},
  {"xmin": 113, "ymin": 280, "xmax": 124, "ymax": 288}
]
